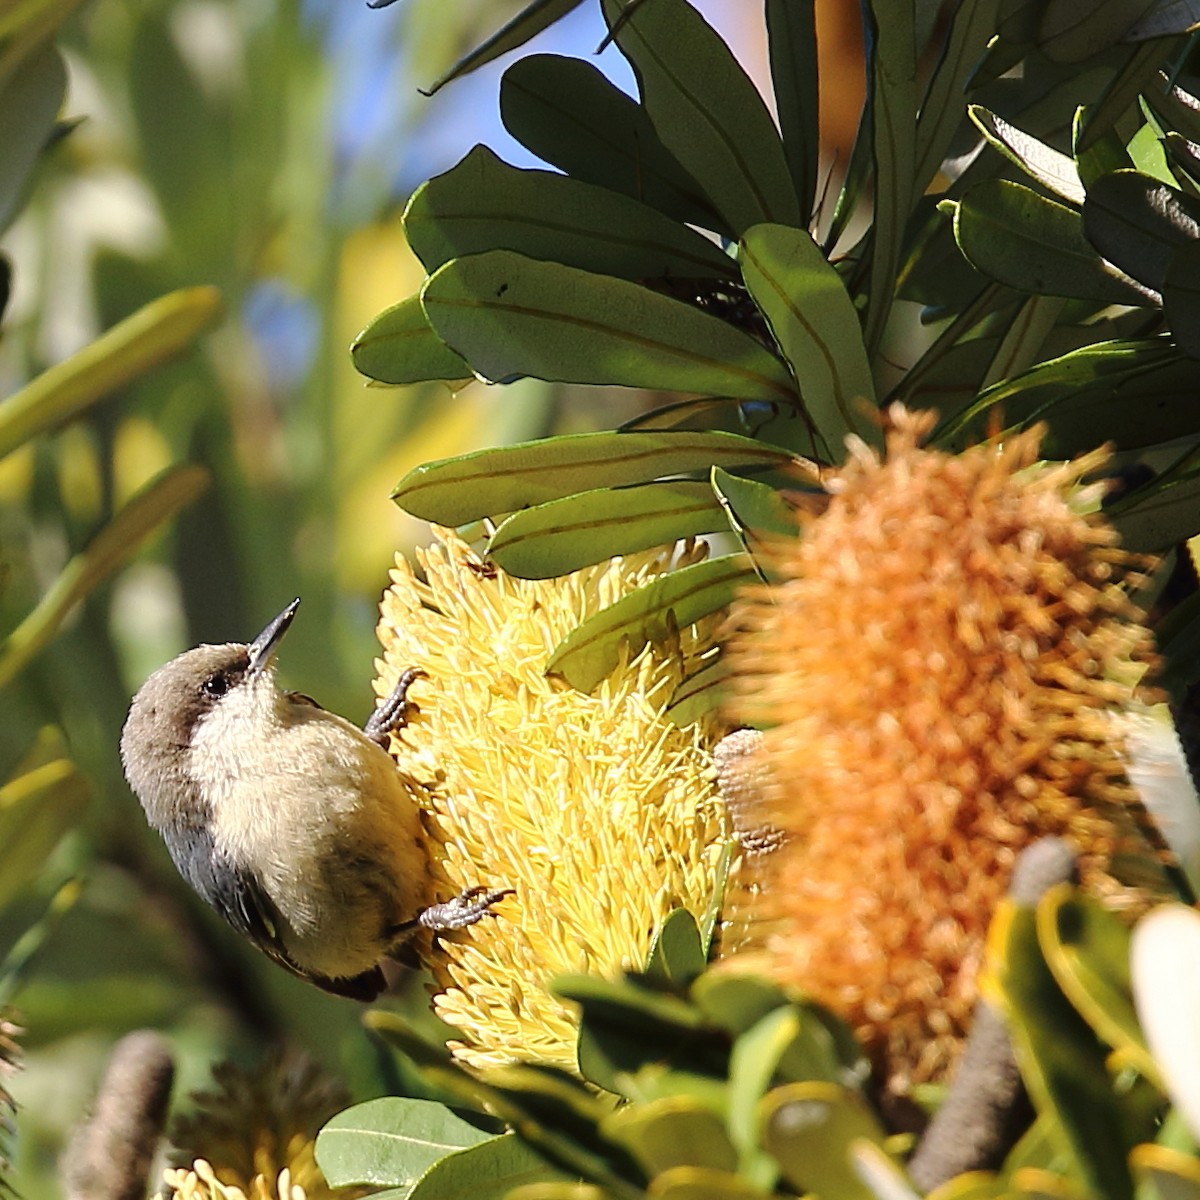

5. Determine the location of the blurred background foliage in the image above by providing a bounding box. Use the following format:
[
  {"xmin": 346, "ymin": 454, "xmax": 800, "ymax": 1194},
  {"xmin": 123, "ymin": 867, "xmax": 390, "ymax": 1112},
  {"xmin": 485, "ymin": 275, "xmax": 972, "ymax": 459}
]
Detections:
[{"xmin": 0, "ymin": 1, "xmax": 809, "ymax": 1193}]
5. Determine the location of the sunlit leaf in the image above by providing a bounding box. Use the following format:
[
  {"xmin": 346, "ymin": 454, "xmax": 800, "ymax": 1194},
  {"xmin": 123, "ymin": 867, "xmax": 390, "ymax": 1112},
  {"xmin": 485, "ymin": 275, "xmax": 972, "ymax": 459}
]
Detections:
[
  {"xmin": 602, "ymin": 1097, "xmax": 737, "ymax": 1178},
  {"xmin": 404, "ymin": 144, "xmax": 735, "ymax": 282},
  {"xmin": 968, "ymin": 106, "xmax": 1086, "ymax": 205},
  {"xmin": 0, "ymin": 40, "xmax": 64, "ymax": 234},
  {"xmin": 316, "ymin": 1097, "xmax": 493, "ymax": 1189},
  {"xmin": 547, "ymin": 553, "xmax": 755, "ymax": 692},
  {"xmin": 0, "ymin": 464, "xmax": 210, "ymax": 688},
  {"xmin": 409, "ymin": 1134, "xmax": 565, "ymax": 1200},
  {"xmin": 422, "ymin": 251, "xmax": 797, "ymax": 403},
  {"xmin": 599, "ymin": 0, "xmax": 802, "ymax": 235},
  {"xmin": 0, "ymin": 286, "xmax": 221, "ymax": 460},
  {"xmin": 352, "ymin": 295, "xmax": 471, "ymax": 385},
  {"xmin": 487, "ymin": 481, "xmax": 725, "ymax": 579},
  {"xmin": 739, "ymin": 223, "xmax": 880, "ymax": 454},
  {"xmin": 392, "ymin": 430, "xmax": 797, "ymax": 525}
]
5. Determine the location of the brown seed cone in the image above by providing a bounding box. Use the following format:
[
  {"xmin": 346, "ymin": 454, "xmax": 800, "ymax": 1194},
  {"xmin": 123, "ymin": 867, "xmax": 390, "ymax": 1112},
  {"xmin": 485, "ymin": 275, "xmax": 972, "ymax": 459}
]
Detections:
[{"xmin": 725, "ymin": 407, "xmax": 1160, "ymax": 1092}]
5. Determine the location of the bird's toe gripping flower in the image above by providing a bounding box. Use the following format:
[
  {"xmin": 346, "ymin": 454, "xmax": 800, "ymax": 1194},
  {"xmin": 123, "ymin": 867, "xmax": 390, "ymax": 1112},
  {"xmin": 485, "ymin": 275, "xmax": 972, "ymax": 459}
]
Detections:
[
  {"xmin": 725, "ymin": 407, "xmax": 1162, "ymax": 1091},
  {"xmin": 374, "ymin": 531, "xmax": 731, "ymax": 1069}
]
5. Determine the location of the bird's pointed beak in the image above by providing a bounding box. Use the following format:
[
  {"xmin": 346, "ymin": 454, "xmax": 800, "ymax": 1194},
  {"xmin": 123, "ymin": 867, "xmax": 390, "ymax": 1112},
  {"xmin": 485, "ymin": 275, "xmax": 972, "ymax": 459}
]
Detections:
[{"xmin": 247, "ymin": 598, "xmax": 300, "ymax": 676}]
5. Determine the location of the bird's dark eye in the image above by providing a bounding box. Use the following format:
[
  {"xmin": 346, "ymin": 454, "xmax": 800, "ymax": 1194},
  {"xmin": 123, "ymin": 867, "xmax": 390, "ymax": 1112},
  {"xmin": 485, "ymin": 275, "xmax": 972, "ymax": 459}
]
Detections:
[{"xmin": 202, "ymin": 673, "xmax": 229, "ymax": 698}]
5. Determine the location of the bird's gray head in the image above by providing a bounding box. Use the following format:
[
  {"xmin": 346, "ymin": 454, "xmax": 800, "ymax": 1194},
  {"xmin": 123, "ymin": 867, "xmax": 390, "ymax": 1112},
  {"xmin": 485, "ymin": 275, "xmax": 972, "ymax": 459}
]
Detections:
[{"xmin": 120, "ymin": 599, "xmax": 300, "ymax": 829}]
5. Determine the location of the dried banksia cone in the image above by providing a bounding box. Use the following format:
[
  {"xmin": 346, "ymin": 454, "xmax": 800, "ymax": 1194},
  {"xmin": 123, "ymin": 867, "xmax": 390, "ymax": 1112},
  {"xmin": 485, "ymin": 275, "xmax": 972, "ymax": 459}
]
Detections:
[{"xmin": 725, "ymin": 406, "xmax": 1161, "ymax": 1092}]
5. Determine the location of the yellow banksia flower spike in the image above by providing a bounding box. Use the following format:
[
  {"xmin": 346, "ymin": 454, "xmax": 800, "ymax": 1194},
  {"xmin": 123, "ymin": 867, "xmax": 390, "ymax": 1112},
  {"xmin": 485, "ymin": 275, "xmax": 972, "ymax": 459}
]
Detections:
[
  {"xmin": 725, "ymin": 406, "xmax": 1161, "ymax": 1092},
  {"xmin": 375, "ymin": 530, "xmax": 731, "ymax": 1069}
]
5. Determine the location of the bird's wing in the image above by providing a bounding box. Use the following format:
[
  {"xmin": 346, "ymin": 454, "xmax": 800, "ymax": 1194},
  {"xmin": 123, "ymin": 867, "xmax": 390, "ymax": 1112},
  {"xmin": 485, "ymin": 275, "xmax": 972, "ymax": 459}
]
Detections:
[{"xmin": 173, "ymin": 824, "xmax": 385, "ymax": 1001}]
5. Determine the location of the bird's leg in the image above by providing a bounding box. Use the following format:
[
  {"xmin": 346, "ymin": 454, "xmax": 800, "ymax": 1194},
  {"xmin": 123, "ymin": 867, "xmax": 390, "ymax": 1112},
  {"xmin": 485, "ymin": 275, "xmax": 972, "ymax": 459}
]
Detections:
[
  {"xmin": 390, "ymin": 887, "xmax": 514, "ymax": 945},
  {"xmin": 365, "ymin": 668, "xmax": 426, "ymax": 745}
]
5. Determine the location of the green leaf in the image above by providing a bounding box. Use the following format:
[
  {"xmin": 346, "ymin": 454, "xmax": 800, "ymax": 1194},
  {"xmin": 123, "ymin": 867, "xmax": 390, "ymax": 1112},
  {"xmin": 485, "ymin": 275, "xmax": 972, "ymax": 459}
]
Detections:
[
  {"xmin": 1038, "ymin": 0, "xmax": 1158, "ymax": 62},
  {"xmin": 913, "ymin": 0, "xmax": 1003, "ymax": 202},
  {"xmin": 418, "ymin": 0, "xmax": 584, "ymax": 95},
  {"xmin": 759, "ymin": 1082, "xmax": 886, "ymax": 1200},
  {"xmin": 1164, "ymin": 239, "xmax": 1200, "ymax": 360},
  {"xmin": 404, "ymin": 144, "xmax": 735, "ymax": 282},
  {"xmin": 599, "ymin": 0, "xmax": 803, "ymax": 235},
  {"xmin": 546, "ymin": 554, "xmax": 755, "ymax": 692},
  {"xmin": 499, "ymin": 54, "xmax": 727, "ymax": 235},
  {"xmin": 0, "ymin": 464, "xmax": 210, "ymax": 689},
  {"xmin": 765, "ymin": 0, "xmax": 818, "ymax": 217},
  {"xmin": 1083, "ymin": 170, "xmax": 1200, "ymax": 292},
  {"xmin": 1078, "ymin": 39, "xmax": 1187, "ymax": 152},
  {"xmin": 989, "ymin": 897, "xmax": 1137, "ymax": 1200},
  {"xmin": 642, "ymin": 1167, "xmax": 773, "ymax": 1200},
  {"xmin": 315, "ymin": 1097, "xmax": 493, "ymax": 1189},
  {"xmin": 949, "ymin": 179, "xmax": 1151, "ymax": 304},
  {"xmin": 664, "ymin": 655, "xmax": 729, "ymax": 727},
  {"xmin": 968, "ymin": 105, "xmax": 1086, "ymax": 204},
  {"xmin": 421, "ymin": 251, "xmax": 797, "ymax": 403},
  {"xmin": 602, "ymin": 1097, "xmax": 738, "ymax": 1178},
  {"xmin": 644, "ymin": 909, "xmax": 706, "ymax": 989},
  {"xmin": 393, "ymin": 430, "xmax": 796, "ymax": 525},
  {"xmin": 1110, "ymin": 468, "xmax": 1200, "ymax": 551},
  {"xmin": 862, "ymin": 0, "xmax": 917, "ymax": 352},
  {"xmin": 739, "ymin": 223, "xmax": 880, "ymax": 455},
  {"xmin": 690, "ymin": 974, "xmax": 790, "ymax": 1040},
  {"xmin": 727, "ymin": 1007, "xmax": 801, "ymax": 1184},
  {"xmin": 709, "ymin": 466, "xmax": 799, "ymax": 577},
  {"xmin": 1035, "ymin": 885, "xmax": 1159, "ymax": 1084},
  {"xmin": 351, "ymin": 295, "xmax": 471, "ymax": 385},
  {"xmin": 0, "ymin": 758, "xmax": 87, "ymax": 911},
  {"xmin": 933, "ymin": 338, "xmax": 1200, "ymax": 458},
  {"xmin": 0, "ymin": 286, "xmax": 221, "ymax": 460},
  {"xmin": 409, "ymin": 1133, "xmax": 566, "ymax": 1200},
  {"xmin": 487, "ymin": 481, "xmax": 726, "ymax": 579},
  {"xmin": 0, "ymin": 40, "xmax": 64, "ymax": 234}
]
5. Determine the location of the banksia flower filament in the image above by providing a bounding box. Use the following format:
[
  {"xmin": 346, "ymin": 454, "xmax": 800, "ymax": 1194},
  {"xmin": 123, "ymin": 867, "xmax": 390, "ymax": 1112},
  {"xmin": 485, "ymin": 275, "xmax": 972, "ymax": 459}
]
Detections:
[
  {"xmin": 375, "ymin": 530, "xmax": 729, "ymax": 1070},
  {"xmin": 727, "ymin": 407, "xmax": 1158, "ymax": 1091}
]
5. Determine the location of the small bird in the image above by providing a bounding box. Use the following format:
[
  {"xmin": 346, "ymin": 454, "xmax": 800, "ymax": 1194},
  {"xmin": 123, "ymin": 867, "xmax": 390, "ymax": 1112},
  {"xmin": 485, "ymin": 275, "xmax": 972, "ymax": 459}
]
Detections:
[{"xmin": 120, "ymin": 598, "xmax": 510, "ymax": 1000}]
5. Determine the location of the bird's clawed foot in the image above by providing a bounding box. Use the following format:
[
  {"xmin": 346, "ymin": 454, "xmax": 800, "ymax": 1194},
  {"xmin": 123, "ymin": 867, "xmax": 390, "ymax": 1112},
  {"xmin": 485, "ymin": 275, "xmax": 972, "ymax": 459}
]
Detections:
[
  {"xmin": 365, "ymin": 668, "xmax": 426, "ymax": 745},
  {"xmin": 417, "ymin": 885, "xmax": 515, "ymax": 933}
]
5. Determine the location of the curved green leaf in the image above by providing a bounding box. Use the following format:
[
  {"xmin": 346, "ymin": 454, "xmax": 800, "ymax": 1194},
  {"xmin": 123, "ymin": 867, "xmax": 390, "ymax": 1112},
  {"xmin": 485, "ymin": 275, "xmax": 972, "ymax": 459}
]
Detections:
[
  {"xmin": 765, "ymin": 0, "xmax": 818, "ymax": 217},
  {"xmin": 1038, "ymin": 0, "xmax": 1158, "ymax": 62},
  {"xmin": 0, "ymin": 464, "xmax": 210, "ymax": 689},
  {"xmin": 393, "ymin": 429, "xmax": 797, "ymax": 525},
  {"xmin": 599, "ymin": 0, "xmax": 802, "ymax": 235},
  {"xmin": 0, "ymin": 286, "xmax": 222, "ymax": 460},
  {"xmin": 602, "ymin": 1097, "xmax": 737, "ymax": 1178},
  {"xmin": 499, "ymin": 54, "xmax": 726, "ymax": 235},
  {"xmin": 912, "ymin": 0, "xmax": 1002, "ymax": 201},
  {"xmin": 664, "ymin": 655, "xmax": 728, "ymax": 727},
  {"xmin": 968, "ymin": 105, "xmax": 1086, "ymax": 204},
  {"xmin": 404, "ymin": 145, "xmax": 735, "ymax": 283},
  {"xmin": 421, "ymin": 251, "xmax": 797, "ymax": 403},
  {"xmin": 644, "ymin": 908, "xmax": 705, "ymax": 988},
  {"xmin": 740, "ymin": 222, "xmax": 880, "ymax": 453},
  {"xmin": 547, "ymin": 553, "xmax": 755, "ymax": 692},
  {"xmin": 417, "ymin": 0, "xmax": 584, "ymax": 95},
  {"xmin": 951, "ymin": 179, "xmax": 1150, "ymax": 304},
  {"xmin": 0, "ymin": 758, "xmax": 87, "ymax": 911},
  {"xmin": 760, "ymin": 1082, "xmax": 886, "ymax": 1200},
  {"xmin": 316, "ymin": 1098, "xmax": 492, "ymax": 1190},
  {"xmin": 487, "ymin": 481, "xmax": 725, "ymax": 579},
  {"xmin": 0, "ymin": 40, "xmax": 64, "ymax": 234},
  {"xmin": 409, "ymin": 1134, "xmax": 564, "ymax": 1200},
  {"xmin": 934, "ymin": 338, "xmax": 1200, "ymax": 456},
  {"xmin": 1110, "ymin": 468, "xmax": 1200, "ymax": 551},
  {"xmin": 1083, "ymin": 170, "xmax": 1200, "ymax": 292},
  {"xmin": 1036, "ymin": 885, "xmax": 1158, "ymax": 1084},
  {"xmin": 1164, "ymin": 239, "xmax": 1200, "ymax": 360},
  {"xmin": 862, "ymin": 0, "xmax": 917, "ymax": 351},
  {"xmin": 709, "ymin": 466, "xmax": 799, "ymax": 577},
  {"xmin": 989, "ymin": 898, "xmax": 1138, "ymax": 1200},
  {"xmin": 352, "ymin": 295, "xmax": 471, "ymax": 385}
]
